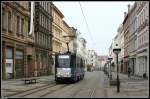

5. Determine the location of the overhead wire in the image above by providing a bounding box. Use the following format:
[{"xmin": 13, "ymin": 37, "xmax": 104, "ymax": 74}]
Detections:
[{"xmin": 78, "ymin": 2, "xmax": 96, "ymax": 49}]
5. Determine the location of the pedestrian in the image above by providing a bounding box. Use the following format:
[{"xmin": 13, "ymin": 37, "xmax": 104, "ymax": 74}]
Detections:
[{"xmin": 128, "ymin": 67, "xmax": 131, "ymax": 78}]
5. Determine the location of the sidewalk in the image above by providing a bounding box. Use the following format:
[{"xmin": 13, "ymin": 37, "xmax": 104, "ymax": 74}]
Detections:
[
  {"xmin": 1, "ymin": 75, "xmax": 55, "ymax": 97},
  {"xmin": 110, "ymin": 72, "xmax": 146, "ymax": 82},
  {"xmin": 104, "ymin": 72, "xmax": 149, "ymax": 98}
]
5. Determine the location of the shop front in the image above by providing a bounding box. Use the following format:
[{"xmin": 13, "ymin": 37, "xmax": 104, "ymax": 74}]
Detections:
[{"xmin": 15, "ymin": 50, "xmax": 24, "ymax": 78}]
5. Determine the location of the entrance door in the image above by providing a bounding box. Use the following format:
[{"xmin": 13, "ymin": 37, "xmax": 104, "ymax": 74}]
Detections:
[{"xmin": 15, "ymin": 50, "xmax": 24, "ymax": 78}]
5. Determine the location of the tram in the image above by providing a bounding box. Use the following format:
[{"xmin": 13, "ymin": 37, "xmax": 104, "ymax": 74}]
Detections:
[{"xmin": 55, "ymin": 52, "xmax": 85, "ymax": 83}]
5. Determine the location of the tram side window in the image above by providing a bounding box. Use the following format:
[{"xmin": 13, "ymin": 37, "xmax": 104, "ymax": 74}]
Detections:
[
  {"xmin": 70, "ymin": 55, "xmax": 76, "ymax": 67},
  {"xmin": 77, "ymin": 56, "xmax": 80, "ymax": 68},
  {"xmin": 80, "ymin": 59, "xmax": 83, "ymax": 67}
]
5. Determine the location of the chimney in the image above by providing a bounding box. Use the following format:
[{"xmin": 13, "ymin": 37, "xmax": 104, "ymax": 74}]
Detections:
[
  {"xmin": 128, "ymin": 4, "xmax": 130, "ymax": 12},
  {"xmin": 124, "ymin": 12, "xmax": 127, "ymax": 18}
]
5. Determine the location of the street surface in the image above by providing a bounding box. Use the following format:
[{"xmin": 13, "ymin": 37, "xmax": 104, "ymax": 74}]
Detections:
[{"xmin": 1, "ymin": 71, "xmax": 149, "ymax": 98}]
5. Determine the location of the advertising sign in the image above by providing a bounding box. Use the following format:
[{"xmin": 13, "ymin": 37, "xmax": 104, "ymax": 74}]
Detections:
[{"xmin": 6, "ymin": 59, "xmax": 13, "ymax": 73}]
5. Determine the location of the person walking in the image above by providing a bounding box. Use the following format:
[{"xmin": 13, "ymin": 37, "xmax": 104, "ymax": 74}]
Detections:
[{"xmin": 128, "ymin": 67, "xmax": 131, "ymax": 78}]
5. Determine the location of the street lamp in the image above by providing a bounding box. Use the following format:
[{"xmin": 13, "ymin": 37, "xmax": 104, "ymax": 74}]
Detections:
[
  {"xmin": 113, "ymin": 44, "xmax": 121, "ymax": 93},
  {"xmin": 108, "ymin": 57, "xmax": 113, "ymax": 80}
]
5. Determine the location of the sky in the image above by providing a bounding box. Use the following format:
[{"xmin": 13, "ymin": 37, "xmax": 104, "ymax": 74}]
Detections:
[{"xmin": 53, "ymin": 1, "xmax": 134, "ymax": 56}]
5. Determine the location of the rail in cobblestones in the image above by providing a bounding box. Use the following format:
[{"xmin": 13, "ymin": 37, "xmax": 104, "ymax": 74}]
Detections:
[{"xmin": 5, "ymin": 81, "xmax": 55, "ymax": 97}]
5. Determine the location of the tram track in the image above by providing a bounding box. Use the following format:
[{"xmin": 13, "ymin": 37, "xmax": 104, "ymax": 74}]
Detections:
[
  {"xmin": 14, "ymin": 84, "xmax": 58, "ymax": 97},
  {"xmin": 6, "ymin": 81, "xmax": 55, "ymax": 97},
  {"xmin": 39, "ymin": 84, "xmax": 68, "ymax": 97},
  {"xmin": 9, "ymin": 83, "xmax": 69, "ymax": 98}
]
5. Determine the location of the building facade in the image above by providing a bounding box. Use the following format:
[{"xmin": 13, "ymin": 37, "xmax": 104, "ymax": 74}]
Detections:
[
  {"xmin": 136, "ymin": 1, "xmax": 149, "ymax": 77},
  {"xmin": 69, "ymin": 27, "xmax": 78, "ymax": 53},
  {"xmin": 62, "ymin": 20, "xmax": 74, "ymax": 53},
  {"xmin": 77, "ymin": 37, "xmax": 87, "ymax": 71},
  {"xmin": 128, "ymin": 3, "xmax": 137, "ymax": 75},
  {"xmin": 98, "ymin": 55, "xmax": 109, "ymax": 70},
  {"xmin": 87, "ymin": 50, "xmax": 97, "ymax": 70},
  {"xmin": 117, "ymin": 24, "xmax": 124, "ymax": 73},
  {"xmin": 123, "ymin": 8, "xmax": 130, "ymax": 74},
  {"xmin": 51, "ymin": 3, "xmax": 64, "ymax": 74},
  {"xmin": 33, "ymin": 2, "xmax": 53, "ymax": 76},
  {"xmin": 2, "ymin": 2, "xmax": 30, "ymax": 79}
]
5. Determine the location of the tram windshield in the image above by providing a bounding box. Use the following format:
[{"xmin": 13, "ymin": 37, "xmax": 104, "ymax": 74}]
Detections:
[{"xmin": 58, "ymin": 55, "xmax": 70, "ymax": 68}]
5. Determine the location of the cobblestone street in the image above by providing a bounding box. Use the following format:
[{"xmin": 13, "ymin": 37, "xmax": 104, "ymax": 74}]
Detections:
[
  {"xmin": 1, "ymin": 71, "xmax": 149, "ymax": 98},
  {"xmin": 1, "ymin": 1, "xmax": 149, "ymax": 98}
]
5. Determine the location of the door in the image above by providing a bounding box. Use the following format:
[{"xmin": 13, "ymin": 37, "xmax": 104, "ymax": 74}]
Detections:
[{"xmin": 15, "ymin": 50, "xmax": 24, "ymax": 78}]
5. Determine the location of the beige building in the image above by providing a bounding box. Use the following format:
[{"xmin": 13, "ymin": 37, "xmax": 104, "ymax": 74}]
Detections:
[
  {"xmin": 52, "ymin": 3, "xmax": 64, "ymax": 54},
  {"xmin": 51, "ymin": 3, "xmax": 64, "ymax": 74},
  {"xmin": 62, "ymin": 20, "xmax": 74, "ymax": 53},
  {"xmin": 2, "ymin": 1, "xmax": 53, "ymax": 79},
  {"xmin": 2, "ymin": 2, "xmax": 30, "ymax": 79}
]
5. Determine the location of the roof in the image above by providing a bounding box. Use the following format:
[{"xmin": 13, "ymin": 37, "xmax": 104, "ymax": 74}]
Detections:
[{"xmin": 52, "ymin": 3, "xmax": 64, "ymax": 18}]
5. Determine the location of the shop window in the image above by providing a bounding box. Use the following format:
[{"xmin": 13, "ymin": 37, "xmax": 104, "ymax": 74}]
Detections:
[
  {"xmin": 6, "ymin": 48, "xmax": 13, "ymax": 59},
  {"xmin": 15, "ymin": 50, "xmax": 24, "ymax": 78},
  {"xmin": 6, "ymin": 47, "xmax": 13, "ymax": 79}
]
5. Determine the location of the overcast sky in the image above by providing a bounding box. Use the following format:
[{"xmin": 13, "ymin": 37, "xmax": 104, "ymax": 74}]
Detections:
[{"xmin": 53, "ymin": 1, "xmax": 134, "ymax": 56}]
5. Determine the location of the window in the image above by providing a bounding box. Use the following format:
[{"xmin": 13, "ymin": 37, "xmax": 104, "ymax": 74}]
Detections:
[
  {"xmin": 43, "ymin": 16, "xmax": 44, "ymax": 27},
  {"xmin": 47, "ymin": 3, "xmax": 49, "ymax": 13},
  {"xmin": 41, "ymin": 15, "xmax": 42, "ymax": 27},
  {"xmin": 2, "ymin": 7, "xmax": 5, "ymax": 29},
  {"xmin": 17, "ymin": 16, "xmax": 20, "ymax": 34},
  {"xmin": 46, "ymin": 19, "xmax": 47, "ymax": 30},
  {"xmin": 37, "ymin": 32, "xmax": 40, "ymax": 44},
  {"xmin": 44, "ymin": 16, "xmax": 45, "ymax": 28},
  {"xmin": 40, "ymin": 1, "xmax": 42, "ymax": 6},
  {"xmin": 43, "ymin": 34, "xmax": 45, "ymax": 47},
  {"xmin": 37, "ymin": 32, "xmax": 39, "ymax": 44},
  {"xmin": 45, "ymin": 2, "xmax": 47, "ymax": 11},
  {"xmin": 39, "ymin": 13, "xmax": 41, "ymax": 25},
  {"xmin": 40, "ymin": 33, "xmax": 41, "ymax": 45},
  {"xmin": 41, "ymin": 33, "xmax": 43, "ymax": 45},
  {"xmin": 16, "ymin": 50, "xmax": 23, "ymax": 59},
  {"xmin": 143, "ymin": 8, "xmax": 145, "ymax": 21},
  {"xmin": 8, "ymin": 11, "xmax": 12, "ymax": 32},
  {"xmin": 43, "ymin": 34, "xmax": 44, "ymax": 46},
  {"xmin": 45, "ymin": 35, "xmax": 47, "ymax": 47},
  {"xmin": 40, "ymin": 14, "xmax": 42, "ymax": 26},
  {"xmin": 28, "ymin": 17, "xmax": 30, "ymax": 34},
  {"xmin": 46, "ymin": 35, "xmax": 47, "ymax": 47},
  {"xmin": 36, "ymin": 32, "xmax": 38, "ymax": 43},
  {"xmin": 6, "ymin": 48, "xmax": 13, "ymax": 59},
  {"xmin": 21, "ymin": 18, "xmax": 24, "ymax": 36},
  {"xmin": 15, "ymin": 50, "xmax": 24, "ymax": 78}
]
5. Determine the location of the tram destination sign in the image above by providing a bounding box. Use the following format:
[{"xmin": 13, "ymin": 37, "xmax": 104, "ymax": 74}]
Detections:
[{"xmin": 59, "ymin": 55, "xmax": 69, "ymax": 59}]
